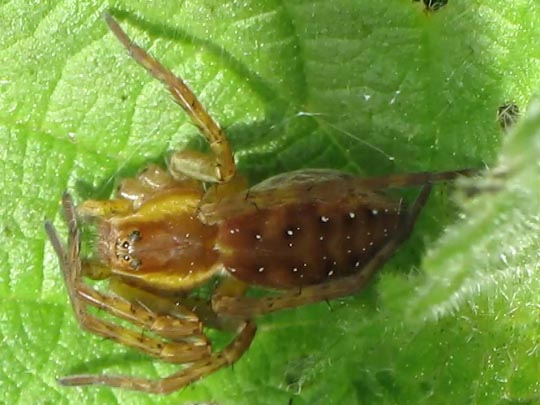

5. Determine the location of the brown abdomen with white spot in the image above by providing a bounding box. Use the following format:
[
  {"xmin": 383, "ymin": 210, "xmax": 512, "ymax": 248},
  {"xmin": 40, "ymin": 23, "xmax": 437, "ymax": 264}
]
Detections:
[{"xmin": 216, "ymin": 198, "xmax": 403, "ymax": 288}]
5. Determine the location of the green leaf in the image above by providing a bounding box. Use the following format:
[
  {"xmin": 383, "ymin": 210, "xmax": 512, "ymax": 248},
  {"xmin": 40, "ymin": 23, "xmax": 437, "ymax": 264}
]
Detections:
[{"xmin": 2, "ymin": 1, "xmax": 540, "ymax": 403}]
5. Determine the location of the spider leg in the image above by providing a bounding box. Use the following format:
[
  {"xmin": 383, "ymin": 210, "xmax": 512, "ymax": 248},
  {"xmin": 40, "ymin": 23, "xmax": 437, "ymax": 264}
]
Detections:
[
  {"xmin": 117, "ymin": 163, "xmax": 203, "ymax": 209},
  {"xmin": 117, "ymin": 164, "xmax": 174, "ymax": 203},
  {"xmin": 104, "ymin": 13, "xmax": 235, "ymax": 183},
  {"xmin": 135, "ymin": 163, "xmax": 175, "ymax": 189},
  {"xmin": 76, "ymin": 280, "xmax": 206, "ymax": 342},
  {"xmin": 77, "ymin": 198, "xmax": 133, "ymax": 218},
  {"xmin": 198, "ymin": 174, "xmax": 249, "ymax": 213},
  {"xmin": 347, "ymin": 168, "xmax": 477, "ymax": 191},
  {"xmin": 212, "ymin": 184, "xmax": 433, "ymax": 318},
  {"xmin": 109, "ymin": 278, "xmax": 244, "ymax": 334},
  {"xmin": 57, "ymin": 320, "xmax": 256, "ymax": 394},
  {"xmin": 45, "ymin": 193, "xmax": 210, "ymax": 363}
]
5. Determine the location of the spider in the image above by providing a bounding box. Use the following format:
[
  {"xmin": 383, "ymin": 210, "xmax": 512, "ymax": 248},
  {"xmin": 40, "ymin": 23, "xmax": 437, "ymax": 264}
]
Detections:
[{"xmin": 44, "ymin": 13, "xmax": 476, "ymax": 395}]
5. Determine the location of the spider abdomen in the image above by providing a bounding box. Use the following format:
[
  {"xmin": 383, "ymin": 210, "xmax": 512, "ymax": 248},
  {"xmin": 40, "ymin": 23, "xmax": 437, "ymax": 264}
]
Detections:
[{"xmin": 216, "ymin": 199, "xmax": 403, "ymax": 288}]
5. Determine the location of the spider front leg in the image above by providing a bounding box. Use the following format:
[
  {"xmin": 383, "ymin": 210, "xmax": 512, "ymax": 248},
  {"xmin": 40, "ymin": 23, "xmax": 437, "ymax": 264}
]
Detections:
[
  {"xmin": 79, "ymin": 279, "xmax": 257, "ymax": 393},
  {"xmin": 117, "ymin": 163, "xmax": 174, "ymax": 204},
  {"xmin": 109, "ymin": 278, "xmax": 245, "ymax": 334},
  {"xmin": 59, "ymin": 320, "xmax": 257, "ymax": 394},
  {"xmin": 213, "ymin": 184, "xmax": 433, "ymax": 318},
  {"xmin": 81, "ymin": 163, "xmax": 206, "ymax": 218},
  {"xmin": 105, "ymin": 14, "xmax": 236, "ymax": 184},
  {"xmin": 78, "ymin": 165, "xmax": 173, "ymax": 216},
  {"xmin": 57, "ymin": 276, "xmax": 257, "ymax": 394},
  {"xmin": 61, "ymin": 276, "xmax": 256, "ymax": 394}
]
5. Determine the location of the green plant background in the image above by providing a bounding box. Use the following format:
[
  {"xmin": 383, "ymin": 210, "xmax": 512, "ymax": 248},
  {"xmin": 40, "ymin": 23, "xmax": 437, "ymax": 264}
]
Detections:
[{"xmin": 2, "ymin": 0, "xmax": 540, "ymax": 403}]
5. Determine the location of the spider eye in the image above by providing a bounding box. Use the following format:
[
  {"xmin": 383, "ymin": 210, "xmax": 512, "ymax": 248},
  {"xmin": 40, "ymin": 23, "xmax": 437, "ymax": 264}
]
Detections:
[
  {"xmin": 122, "ymin": 241, "xmax": 130, "ymax": 249},
  {"xmin": 129, "ymin": 230, "xmax": 141, "ymax": 241},
  {"xmin": 123, "ymin": 255, "xmax": 130, "ymax": 262}
]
